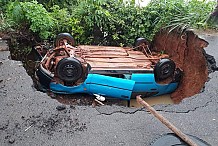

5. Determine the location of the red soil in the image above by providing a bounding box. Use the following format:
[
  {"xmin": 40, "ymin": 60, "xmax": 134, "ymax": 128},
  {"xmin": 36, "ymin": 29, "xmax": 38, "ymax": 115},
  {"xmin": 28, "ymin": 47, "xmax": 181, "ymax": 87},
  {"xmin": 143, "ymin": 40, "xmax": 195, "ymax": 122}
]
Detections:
[{"xmin": 152, "ymin": 29, "xmax": 209, "ymax": 103}]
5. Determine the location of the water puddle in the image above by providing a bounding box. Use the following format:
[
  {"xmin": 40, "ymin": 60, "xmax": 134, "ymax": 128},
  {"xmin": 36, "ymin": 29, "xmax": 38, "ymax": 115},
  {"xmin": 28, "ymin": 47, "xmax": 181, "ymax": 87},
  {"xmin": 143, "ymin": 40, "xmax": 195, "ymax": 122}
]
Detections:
[{"xmin": 129, "ymin": 94, "xmax": 173, "ymax": 107}]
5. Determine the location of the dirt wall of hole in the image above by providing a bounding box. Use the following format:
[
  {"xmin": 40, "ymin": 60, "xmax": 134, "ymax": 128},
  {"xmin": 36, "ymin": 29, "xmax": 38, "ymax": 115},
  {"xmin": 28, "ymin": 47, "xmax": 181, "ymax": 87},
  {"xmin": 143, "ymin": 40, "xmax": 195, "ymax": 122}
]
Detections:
[{"xmin": 152, "ymin": 29, "xmax": 209, "ymax": 103}]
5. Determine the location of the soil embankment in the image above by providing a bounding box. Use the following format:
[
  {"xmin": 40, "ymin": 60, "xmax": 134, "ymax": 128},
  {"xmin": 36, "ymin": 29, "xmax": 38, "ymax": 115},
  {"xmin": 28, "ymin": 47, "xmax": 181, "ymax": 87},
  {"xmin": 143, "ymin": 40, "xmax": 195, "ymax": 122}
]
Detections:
[{"xmin": 152, "ymin": 29, "xmax": 209, "ymax": 103}]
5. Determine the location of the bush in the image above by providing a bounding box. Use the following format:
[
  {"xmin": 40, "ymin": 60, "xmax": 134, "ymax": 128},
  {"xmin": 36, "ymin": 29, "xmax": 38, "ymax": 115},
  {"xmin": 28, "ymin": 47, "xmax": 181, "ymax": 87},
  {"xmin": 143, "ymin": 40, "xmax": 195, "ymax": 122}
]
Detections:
[
  {"xmin": 1, "ymin": 0, "xmax": 217, "ymax": 45},
  {"xmin": 0, "ymin": 12, "xmax": 14, "ymax": 32},
  {"xmin": 6, "ymin": 1, "xmax": 54, "ymax": 39}
]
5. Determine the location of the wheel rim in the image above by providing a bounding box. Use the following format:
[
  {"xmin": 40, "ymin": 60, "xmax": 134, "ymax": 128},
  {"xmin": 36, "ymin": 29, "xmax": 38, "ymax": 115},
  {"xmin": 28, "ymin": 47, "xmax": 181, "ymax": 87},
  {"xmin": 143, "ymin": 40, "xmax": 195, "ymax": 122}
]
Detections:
[
  {"xmin": 62, "ymin": 64, "xmax": 79, "ymax": 77},
  {"xmin": 161, "ymin": 64, "xmax": 171, "ymax": 75},
  {"xmin": 56, "ymin": 58, "xmax": 83, "ymax": 83},
  {"xmin": 154, "ymin": 59, "xmax": 176, "ymax": 81}
]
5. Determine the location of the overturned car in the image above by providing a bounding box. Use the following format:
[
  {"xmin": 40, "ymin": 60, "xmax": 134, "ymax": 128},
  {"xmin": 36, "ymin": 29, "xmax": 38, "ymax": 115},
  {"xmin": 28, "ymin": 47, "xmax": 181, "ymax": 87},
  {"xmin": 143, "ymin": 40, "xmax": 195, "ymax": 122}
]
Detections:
[{"xmin": 35, "ymin": 33, "xmax": 182, "ymax": 100}]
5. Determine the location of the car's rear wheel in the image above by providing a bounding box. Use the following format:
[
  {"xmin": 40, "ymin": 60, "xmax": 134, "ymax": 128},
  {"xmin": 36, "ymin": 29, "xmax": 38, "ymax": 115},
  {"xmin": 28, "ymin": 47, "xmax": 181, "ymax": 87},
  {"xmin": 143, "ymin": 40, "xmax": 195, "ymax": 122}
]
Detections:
[
  {"xmin": 154, "ymin": 59, "xmax": 176, "ymax": 81},
  {"xmin": 55, "ymin": 33, "xmax": 75, "ymax": 47},
  {"xmin": 56, "ymin": 57, "xmax": 83, "ymax": 83},
  {"xmin": 135, "ymin": 38, "xmax": 150, "ymax": 50}
]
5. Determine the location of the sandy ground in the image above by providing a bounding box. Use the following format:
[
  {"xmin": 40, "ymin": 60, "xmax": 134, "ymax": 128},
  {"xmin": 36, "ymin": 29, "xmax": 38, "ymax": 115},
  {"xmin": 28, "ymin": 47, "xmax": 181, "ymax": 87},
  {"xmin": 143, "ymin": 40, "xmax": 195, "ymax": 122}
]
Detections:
[{"xmin": 0, "ymin": 32, "xmax": 218, "ymax": 146}]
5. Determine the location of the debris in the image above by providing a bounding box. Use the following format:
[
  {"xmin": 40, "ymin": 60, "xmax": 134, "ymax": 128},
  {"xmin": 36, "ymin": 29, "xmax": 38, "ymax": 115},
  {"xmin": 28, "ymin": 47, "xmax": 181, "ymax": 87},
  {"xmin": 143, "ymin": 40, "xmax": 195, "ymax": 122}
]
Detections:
[
  {"xmin": 18, "ymin": 63, "xmax": 23, "ymax": 67},
  {"xmin": 203, "ymin": 50, "xmax": 218, "ymax": 73},
  {"xmin": 92, "ymin": 100, "xmax": 97, "ymax": 107},
  {"xmin": 70, "ymin": 105, "xmax": 76, "ymax": 109},
  {"xmin": 8, "ymin": 138, "xmax": 15, "ymax": 144},
  {"xmin": 93, "ymin": 94, "xmax": 105, "ymax": 101},
  {"xmin": 94, "ymin": 99, "xmax": 104, "ymax": 106},
  {"xmin": 24, "ymin": 125, "xmax": 33, "ymax": 131},
  {"xmin": 77, "ymin": 99, "xmax": 81, "ymax": 104},
  {"xmin": 56, "ymin": 105, "xmax": 66, "ymax": 111},
  {"xmin": 24, "ymin": 112, "xmax": 86, "ymax": 135},
  {"xmin": 6, "ymin": 78, "xmax": 11, "ymax": 81},
  {"xmin": 0, "ymin": 39, "xmax": 9, "ymax": 51},
  {"xmin": 136, "ymin": 95, "xmax": 198, "ymax": 146}
]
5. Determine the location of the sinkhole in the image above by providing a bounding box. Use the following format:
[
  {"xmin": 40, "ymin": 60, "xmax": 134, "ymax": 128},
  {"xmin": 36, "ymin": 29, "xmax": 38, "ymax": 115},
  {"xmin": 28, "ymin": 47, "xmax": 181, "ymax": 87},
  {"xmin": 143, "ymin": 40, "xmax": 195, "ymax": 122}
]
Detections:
[{"xmin": 5, "ymin": 29, "xmax": 218, "ymax": 107}]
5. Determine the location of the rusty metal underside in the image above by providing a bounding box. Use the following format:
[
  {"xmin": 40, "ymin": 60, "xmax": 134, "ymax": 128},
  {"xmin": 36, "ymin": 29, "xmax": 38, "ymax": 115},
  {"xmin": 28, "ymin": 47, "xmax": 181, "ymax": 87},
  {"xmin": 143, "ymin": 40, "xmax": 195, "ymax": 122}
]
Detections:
[
  {"xmin": 38, "ymin": 43, "xmax": 170, "ymax": 85},
  {"xmin": 40, "ymin": 43, "xmax": 169, "ymax": 79},
  {"xmin": 77, "ymin": 45, "xmax": 165, "ymax": 72}
]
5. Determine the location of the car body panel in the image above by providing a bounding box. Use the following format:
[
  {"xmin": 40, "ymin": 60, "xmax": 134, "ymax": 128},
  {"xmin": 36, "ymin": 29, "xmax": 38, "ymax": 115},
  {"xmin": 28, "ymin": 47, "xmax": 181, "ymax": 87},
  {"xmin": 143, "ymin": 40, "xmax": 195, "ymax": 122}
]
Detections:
[
  {"xmin": 131, "ymin": 74, "xmax": 178, "ymax": 94},
  {"xmin": 49, "ymin": 73, "xmax": 179, "ymax": 100}
]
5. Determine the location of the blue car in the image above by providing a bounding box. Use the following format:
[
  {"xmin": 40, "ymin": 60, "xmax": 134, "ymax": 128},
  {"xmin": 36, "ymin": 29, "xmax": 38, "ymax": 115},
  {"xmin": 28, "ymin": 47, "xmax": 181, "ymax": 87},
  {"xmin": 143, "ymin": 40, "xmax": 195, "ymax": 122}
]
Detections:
[{"xmin": 35, "ymin": 33, "xmax": 182, "ymax": 100}]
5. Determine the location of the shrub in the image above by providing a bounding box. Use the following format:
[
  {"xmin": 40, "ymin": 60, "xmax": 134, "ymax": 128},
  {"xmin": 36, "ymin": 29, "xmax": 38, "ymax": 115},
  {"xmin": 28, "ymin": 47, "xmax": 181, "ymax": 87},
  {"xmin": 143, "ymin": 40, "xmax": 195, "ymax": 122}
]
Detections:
[
  {"xmin": 6, "ymin": 1, "xmax": 54, "ymax": 39},
  {"xmin": 2, "ymin": 0, "xmax": 217, "ymax": 45},
  {"xmin": 0, "ymin": 12, "xmax": 14, "ymax": 32}
]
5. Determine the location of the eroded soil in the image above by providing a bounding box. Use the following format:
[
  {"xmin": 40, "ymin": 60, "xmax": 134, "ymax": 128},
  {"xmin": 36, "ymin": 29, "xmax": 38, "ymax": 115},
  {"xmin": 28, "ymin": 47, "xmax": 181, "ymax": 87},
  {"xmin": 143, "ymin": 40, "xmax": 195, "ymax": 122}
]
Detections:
[{"xmin": 152, "ymin": 29, "xmax": 212, "ymax": 103}]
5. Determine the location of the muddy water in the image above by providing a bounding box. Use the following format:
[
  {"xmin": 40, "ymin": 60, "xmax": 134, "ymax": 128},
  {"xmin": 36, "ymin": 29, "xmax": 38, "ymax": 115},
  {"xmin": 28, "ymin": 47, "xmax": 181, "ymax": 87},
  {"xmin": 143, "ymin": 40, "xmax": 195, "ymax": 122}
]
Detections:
[
  {"xmin": 49, "ymin": 93, "xmax": 173, "ymax": 107},
  {"xmin": 128, "ymin": 94, "xmax": 173, "ymax": 107}
]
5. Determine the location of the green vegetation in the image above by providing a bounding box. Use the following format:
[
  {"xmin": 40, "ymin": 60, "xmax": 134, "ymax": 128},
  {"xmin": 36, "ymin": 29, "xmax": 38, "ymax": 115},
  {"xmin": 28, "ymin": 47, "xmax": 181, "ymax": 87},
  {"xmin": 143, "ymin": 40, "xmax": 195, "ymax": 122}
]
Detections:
[
  {"xmin": 0, "ymin": 0, "xmax": 217, "ymax": 46},
  {"xmin": 206, "ymin": 3, "xmax": 218, "ymax": 28}
]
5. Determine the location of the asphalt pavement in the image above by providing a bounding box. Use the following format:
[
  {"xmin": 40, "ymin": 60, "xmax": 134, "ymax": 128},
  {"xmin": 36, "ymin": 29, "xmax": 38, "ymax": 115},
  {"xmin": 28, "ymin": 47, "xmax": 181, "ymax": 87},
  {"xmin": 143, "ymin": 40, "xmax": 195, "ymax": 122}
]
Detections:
[{"xmin": 0, "ymin": 32, "xmax": 218, "ymax": 146}]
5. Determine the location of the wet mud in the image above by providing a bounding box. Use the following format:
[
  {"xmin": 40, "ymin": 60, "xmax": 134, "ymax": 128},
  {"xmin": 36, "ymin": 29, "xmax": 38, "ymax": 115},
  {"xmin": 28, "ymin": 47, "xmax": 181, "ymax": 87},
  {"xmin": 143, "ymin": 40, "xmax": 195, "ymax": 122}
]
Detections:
[
  {"xmin": 1, "ymin": 108, "xmax": 87, "ymax": 144},
  {"xmin": 23, "ymin": 109, "xmax": 87, "ymax": 135}
]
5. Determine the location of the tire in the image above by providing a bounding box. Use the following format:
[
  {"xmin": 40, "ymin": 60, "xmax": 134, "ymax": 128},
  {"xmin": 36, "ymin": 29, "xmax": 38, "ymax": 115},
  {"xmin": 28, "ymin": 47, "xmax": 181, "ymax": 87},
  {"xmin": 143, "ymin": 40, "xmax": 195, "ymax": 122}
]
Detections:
[
  {"xmin": 36, "ymin": 65, "xmax": 53, "ymax": 89},
  {"xmin": 135, "ymin": 38, "xmax": 150, "ymax": 49},
  {"xmin": 151, "ymin": 133, "xmax": 210, "ymax": 146},
  {"xmin": 173, "ymin": 68, "xmax": 183, "ymax": 82},
  {"xmin": 55, "ymin": 33, "xmax": 75, "ymax": 47},
  {"xmin": 154, "ymin": 59, "xmax": 176, "ymax": 81},
  {"xmin": 56, "ymin": 57, "xmax": 83, "ymax": 83}
]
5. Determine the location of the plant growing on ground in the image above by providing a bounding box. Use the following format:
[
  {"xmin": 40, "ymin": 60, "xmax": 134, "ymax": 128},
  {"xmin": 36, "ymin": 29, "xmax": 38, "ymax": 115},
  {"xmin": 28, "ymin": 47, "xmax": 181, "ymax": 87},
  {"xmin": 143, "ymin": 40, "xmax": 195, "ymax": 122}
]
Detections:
[
  {"xmin": 147, "ymin": 0, "xmax": 216, "ymax": 31},
  {"xmin": 1, "ymin": 0, "xmax": 217, "ymax": 45},
  {"xmin": 6, "ymin": 1, "xmax": 54, "ymax": 39},
  {"xmin": 0, "ymin": 12, "xmax": 14, "ymax": 32}
]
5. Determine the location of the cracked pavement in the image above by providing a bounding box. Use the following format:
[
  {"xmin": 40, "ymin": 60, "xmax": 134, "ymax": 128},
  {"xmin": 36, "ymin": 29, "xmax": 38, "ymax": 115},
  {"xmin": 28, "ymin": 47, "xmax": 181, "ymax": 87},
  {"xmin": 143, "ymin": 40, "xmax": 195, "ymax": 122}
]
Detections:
[{"xmin": 0, "ymin": 32, "xmax": 218, "ymax": 146}]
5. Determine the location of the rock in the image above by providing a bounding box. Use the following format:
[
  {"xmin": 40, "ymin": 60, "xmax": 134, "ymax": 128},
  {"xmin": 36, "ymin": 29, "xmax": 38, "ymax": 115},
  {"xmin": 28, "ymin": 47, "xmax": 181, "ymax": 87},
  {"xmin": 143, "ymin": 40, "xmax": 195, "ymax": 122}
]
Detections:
[
  {"xmin": 8, "ymin": 138, "xmax": 15, "ymax": 144},
  {"xmin": 70, "ymin": 105, "xmax": 76, "ymax": 109},
  {"xmin": 56, "ymin": 105, "xmax": 66, "ymax": 111},
  {"xmin": 0, "ymin": 40, "xmax": 9, "ymax": 51},
  {"xmin": 203, "ymin": 50, "xmax": 218, "ymax": 73}
]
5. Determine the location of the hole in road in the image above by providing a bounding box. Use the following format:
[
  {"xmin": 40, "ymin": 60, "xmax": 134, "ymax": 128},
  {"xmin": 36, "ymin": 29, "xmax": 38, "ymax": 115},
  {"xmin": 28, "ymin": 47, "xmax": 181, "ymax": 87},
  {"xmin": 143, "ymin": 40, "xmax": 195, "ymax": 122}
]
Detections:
[{"xmin": 6, "ymin": 37, "xmax": 218, "ymax": 108}]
